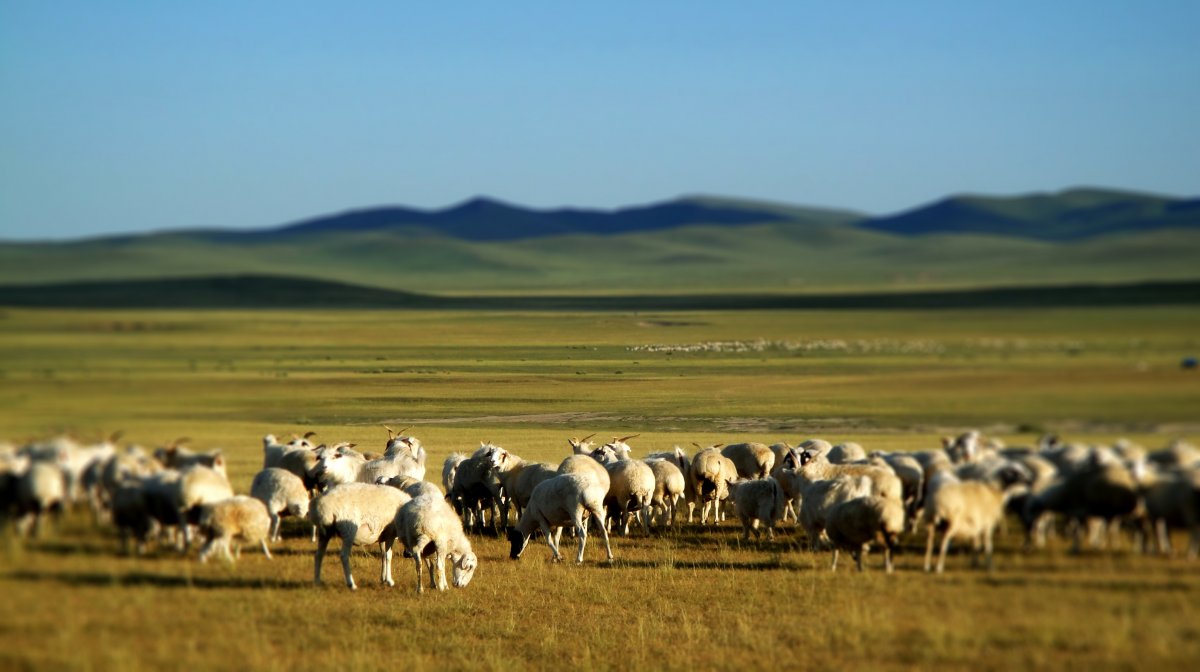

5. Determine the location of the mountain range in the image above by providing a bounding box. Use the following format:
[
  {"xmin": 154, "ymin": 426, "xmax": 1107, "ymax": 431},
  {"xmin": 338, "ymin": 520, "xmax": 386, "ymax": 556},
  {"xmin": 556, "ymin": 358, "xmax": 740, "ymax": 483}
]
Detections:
[{"xmin": 1, "ymin": 187, "xmax": 1197, "ymax": 296}]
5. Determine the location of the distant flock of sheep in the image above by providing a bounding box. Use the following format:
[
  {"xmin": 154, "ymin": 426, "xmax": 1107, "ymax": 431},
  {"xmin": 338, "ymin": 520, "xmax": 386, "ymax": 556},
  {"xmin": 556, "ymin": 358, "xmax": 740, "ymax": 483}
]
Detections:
[{"xmin": 2, "ymin": 428, "xmax": 1198, "ymax": 593}]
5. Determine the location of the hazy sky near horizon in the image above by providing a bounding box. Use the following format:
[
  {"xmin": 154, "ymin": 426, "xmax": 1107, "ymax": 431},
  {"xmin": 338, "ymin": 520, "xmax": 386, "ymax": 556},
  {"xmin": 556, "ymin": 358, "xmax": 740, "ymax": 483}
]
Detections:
[{"xmin": 2, "ymin": 2, "xmax": 1198, "ymax": 240}]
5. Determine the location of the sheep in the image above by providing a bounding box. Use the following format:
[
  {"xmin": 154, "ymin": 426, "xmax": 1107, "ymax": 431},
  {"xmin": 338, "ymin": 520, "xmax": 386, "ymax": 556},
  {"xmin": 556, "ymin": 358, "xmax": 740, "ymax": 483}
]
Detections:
[
  {"xmin": 793, "ymin": 473, "xmax": 874, "ymax": 550},
  {"xmin": 1023, "ymin": 455, "xmax": 1140, "ymax": 554},
  {"xmin": 721, "ymin": 442, "xmax": 775, "ymax": 480},
  {"xmin": 310, "ymin": 482, "xmax": 413, "ymax": 590},
  {"xmin": 727, "ymin": 476, "xmax": 787, "ymax": 541},
  {"xmin": 1136, "ymin": 466, "xmax": 1200, "ymax": 558},
  {"xmin": 590, "ymin": 445, "xmax": 655, "ymax": 536},
  {"xmin": 174, "ymin": 463, "xmax": 234, "ymax": 550},
  {"xmin": 794, "ymin": 449, "xmax": 903, "ymax": 504},
  {"xmin": 826, "ymin": 495, "xmax": 905, "ymax": 573},
  {"xmin": 868, "ymin": 452, "xmax": 925, "ymax": 527},
  {"xmin": 449, "ymin": 443, "xmax": 508, "ymax": 534},
  {"xmin": 60, "ymin": 433, "xmax": 119, "ymax": 506},
  {"xmin": 360, "ymin": 427, "xmax": 427, "ymax": 483},
  {"xmin": 378, "ymin": 476, "xmax": 444, "ymax": 500},
  {"xmin": 396, "ymin": 494, "xmax": 478, "ymax": 593},
  {"xmin": 499, "ymin": 460, "xmax": 559, "ymax": 523},
  {"xmin": 689, "ymin": 445, "xmax": 738, "ymax": 524},
  {"xmin": 923, "ymin": 464, "xmax": 1028, "ymax": 573},
  {"xmin": 154, "ymin": 440, "xmax": 227, "ymax": 476},
  {"xmin": 110, "ymin": 478, "xmax": 158, "ymax": 555},
  {"xmin": 558, "ymin": 454, "xmax": 611, "ymax": 492},
  {"xmin": 262, "ymin": 432, "xmax": 316, "ymax": 470},
  {"xmin": 197, "ymin": 495, "xmax": 273, "ymax": 563},
  {"xmin": 643, "ymin": 457, "xmax": 686, "ymax": 527},
  {"xmin": 1148, "ymin": 439, "xmax": 1200, "ymax": 469},
  {"xmin": 250, "ymin": 467, "xmax": 311, "ymax": 542},
  {"xmin": 277, "ymin": 444, "xmax": 321, "ymax": 493},
  {"xmin": 442, "ymin": 453, "xmax": 468, "ymax": 507},
  {"xmin": 507, "ymin": 473, "xmax": 613, "ymax": 564},
  {"xmin": 796, "ymin": 439, "xmax": 833, "ymax": 459},
  {"xmin": 15, "ymin": 457, "xmax": 67, "ymax": 538},
  {"xmin": 768, "ymin": 443, "xmax": 804, "ymax": 522},
  {"xmin": 312, "ymin": 442, "xmax": 368, "ymax": 489},
  {"xmin": 567, "ymin": 433, "xmax": 598, "ymax": 455},
  {"xmin": 827, "ymin": 442, "xmax": 867, "ymax": 464},
  {"xmin": 0, "ymin": 449, "xmax": 30, "ymax": 527}
]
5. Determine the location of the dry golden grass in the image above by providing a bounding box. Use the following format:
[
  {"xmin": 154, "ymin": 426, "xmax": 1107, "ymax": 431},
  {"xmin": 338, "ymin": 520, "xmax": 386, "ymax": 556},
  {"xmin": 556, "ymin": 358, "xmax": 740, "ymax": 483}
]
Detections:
[{"xmin": 1, "ymin": 306, "xmax": 1199, "ymax": 670}]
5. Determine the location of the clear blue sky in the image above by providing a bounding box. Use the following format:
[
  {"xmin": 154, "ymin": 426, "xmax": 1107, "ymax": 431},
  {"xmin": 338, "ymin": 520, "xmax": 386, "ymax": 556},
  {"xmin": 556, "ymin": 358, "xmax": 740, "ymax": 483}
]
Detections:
[{"xmin": 2, "ymin": 1, "xmax": 1198, "ymax": 239}]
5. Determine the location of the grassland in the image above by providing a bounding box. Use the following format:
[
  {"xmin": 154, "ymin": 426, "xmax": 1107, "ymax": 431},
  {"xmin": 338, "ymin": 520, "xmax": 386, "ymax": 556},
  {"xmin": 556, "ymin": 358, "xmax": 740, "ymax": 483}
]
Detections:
[{"xmin": 1, "ymin": 306, "xmax": 1199, "ymax": 670}]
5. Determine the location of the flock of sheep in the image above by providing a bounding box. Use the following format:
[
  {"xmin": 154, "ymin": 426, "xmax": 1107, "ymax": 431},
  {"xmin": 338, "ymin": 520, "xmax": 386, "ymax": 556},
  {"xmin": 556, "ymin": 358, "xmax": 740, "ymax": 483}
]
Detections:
[{"xmin": 2, "ymin": 427, "xmax": 1199, "ymax": 594}]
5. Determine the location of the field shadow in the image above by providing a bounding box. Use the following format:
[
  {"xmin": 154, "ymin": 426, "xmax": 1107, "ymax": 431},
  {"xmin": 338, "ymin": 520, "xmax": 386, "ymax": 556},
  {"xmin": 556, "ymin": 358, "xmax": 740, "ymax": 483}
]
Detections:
[{"xmin": 3, "ymin": 569, "xmax": 309, "ymax": 591}]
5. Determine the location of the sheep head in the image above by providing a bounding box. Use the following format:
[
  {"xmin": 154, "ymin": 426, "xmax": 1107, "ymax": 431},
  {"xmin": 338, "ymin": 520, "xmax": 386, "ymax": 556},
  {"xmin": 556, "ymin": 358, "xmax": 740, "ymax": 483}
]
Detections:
[
  {"xmin": 568, "ymin": 434, "xmax": 596, "ymax": 455},
  {"xmin": 507, "ymin": 529, "xmax": 530, "ymax": 560},
  {"xmin": 451, "ymin": 551, "xmax": 478, "ymax": 588}
]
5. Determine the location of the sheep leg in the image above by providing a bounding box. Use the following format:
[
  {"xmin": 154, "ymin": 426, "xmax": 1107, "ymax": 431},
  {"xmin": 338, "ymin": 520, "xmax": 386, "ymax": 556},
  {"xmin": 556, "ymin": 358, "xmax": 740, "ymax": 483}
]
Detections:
[
  {"xmin": 936, "ymin": 525, "xmax": 954, "ymax": 574},
  {"xmin": 435, "ymin": 552, "xmax": 448, "ymax": 591},
  {"xmin": 854, "ymin": 546, "xmax": 865, "ymax": 572},
  {"xmin": 983, "ymin": 528, "xmax": 995, "ymax": 572},
  {"xmin": 923, "ymin": 526, "xmax": 936, "ymax": 572},
  {"xmin": 541, "ymin": 521, "xmax": 563, "ymax": 562},
  {"xmin": 339, "ymin": 525, "xmax": 359, "ymax": 590},
  {"xmin": 260, "ymin": 539, "xmax": 272, "ymax": 560},
  {"xmin": 380, "ymin": 540, "xmax": 394, "ymax": 587},
  {"xmin": 573, "ymin": 518, "xmax": 589, "ymax": 564},
  {"xmin": 884, "ymin": 539, "xmax": 895, "ymax": 575},
  {"xmin": 411, "ymin": 539, "xmax": 429, "ymax": 594},
  {"xmin": 588, "ymin": 504, "xmax": 614, "ymax": 562},
  {"xmin": 830, "ymin": 548, "xmax": 839, "ymax": 571},
  {"xmin": 313, "ymin": 529, "xmax": 332, "ymax": 585},
  {"xmin": 269, "ymin": 512, "xmax": 281, "ymax": 543}
]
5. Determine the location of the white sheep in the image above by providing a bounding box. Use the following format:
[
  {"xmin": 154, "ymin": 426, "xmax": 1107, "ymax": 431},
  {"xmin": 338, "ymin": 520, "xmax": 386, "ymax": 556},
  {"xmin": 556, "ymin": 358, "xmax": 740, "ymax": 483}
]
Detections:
[
  {"xmin": 590, "ymin": 445, "xmax": 655, "ymax": 536},
  {"xmin": 449, "ymin": 443, "xmax": 508, "ymax": 533},
  {"xmin": 174, "ymin": 463, "xmax": 234, "ymax": 550},
  {"xmin": 643, "ymin": 457, "xmax": 686, "ymax": 527},
  {"xmin": 197, "ymin": 495, "xmax": 273, "ymax": 563},
  {"xmin": 263, "ymin": 432, "xmax": 315, "ymax": 470},
  {"xmin": 395, "ymin": 494, "xmax": 478, "ymax": 593},
  {"xmin": 250, "ymin": 467, "xmax": 311, "ymax": 542},
  {"xmin": 793, "ymin": 473, "xmax": 874, "ymax": 550},
  {"xmin": 794, "ymin": 449, "xmax": 903, "ymax": 503},
  {"xmin": 826, "ymin": 495, "xmax": 905, "ymax": 573},
  {"xmin": 16, "ymin": 457, "xmax": 67, "ymax": 538},
  {"xmin": 558, "ymin": 453, "xmax": 611, "ymax": 492},
  {"xmin": 313, "ymin": 442, "xmax": 368, "ymax": 489},
  {"xmin": 827, "ymin": 442, "xmax": 867, "ymax": 464},
  {"xmin": 508, "ymin": 473, "xmax": 613, "ymax": 564},
  {"xmin": 727, "ymin": 476, "xmax": 787, "ymax": 541},
  {"xmin": 689, "ymin": 445, "xmax": 738, "ymax": 524},
  {"xmin": 310, "ymin": 482, "xmax": 413, "ymax": 590},
  {"xmin": 567, "ymin": 433, "xmax": 598, "ymax": 455},
  {"xmin": 721, "ymin": 442, "xmax": 775, "ymax": 479},
  {"xmin": 360, "ymin": 427, "xmax": 427, "ymax": 483},
  {"xmin": 923, "ymin": 464, "xmax": 1028, "ymax": 573}
]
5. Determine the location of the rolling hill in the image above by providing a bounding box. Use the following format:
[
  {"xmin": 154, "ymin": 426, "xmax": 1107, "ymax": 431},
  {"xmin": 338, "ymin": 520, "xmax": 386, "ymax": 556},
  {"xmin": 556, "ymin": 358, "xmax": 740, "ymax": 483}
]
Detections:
[{"xmin": 0, "ymin": 188, "xmax": 1196, "ymax": 297}]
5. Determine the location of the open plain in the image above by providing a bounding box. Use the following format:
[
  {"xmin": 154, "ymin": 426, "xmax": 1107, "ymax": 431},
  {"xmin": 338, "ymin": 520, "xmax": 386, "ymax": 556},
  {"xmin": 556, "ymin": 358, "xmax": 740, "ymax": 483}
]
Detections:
[{"xmin": 2, "ymin": 305, "xmax": 1198, "ymax": 671}]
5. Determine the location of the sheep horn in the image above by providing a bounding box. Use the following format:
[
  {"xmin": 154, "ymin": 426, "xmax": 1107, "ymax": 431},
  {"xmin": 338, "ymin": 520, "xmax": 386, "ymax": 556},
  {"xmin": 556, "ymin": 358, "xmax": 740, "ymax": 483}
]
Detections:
[
  {"xmin": 384, "ymin": 425, "xmax": 395, "ymax": 439},
  {"xmin": 171, "ymin": 437, "xmax": 189, "ymax": 448},
  {"xmin": 303, "ymin": 431, "xmax": 318, "ymax": 439},
  {"xmin": 617, "ymin": 434, "xmax": 640, "ymax": 443},
  {"xmin": 692, "ymin": 442, "xmax": 702, "ymax": 449},
  {"xmin": 580, "ymin": 433, "xmax": 596, "ymax": 443}
]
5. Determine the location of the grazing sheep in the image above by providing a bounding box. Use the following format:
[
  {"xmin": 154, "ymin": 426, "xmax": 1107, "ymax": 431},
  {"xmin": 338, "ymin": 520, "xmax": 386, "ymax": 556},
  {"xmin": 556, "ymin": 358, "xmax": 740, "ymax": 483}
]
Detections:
[
  {"xmin": 643, "ymin": 457, "xmax": 686, "ymax": 527},
  {"xmin": 923, "ymin": 465, "xmax": 1027, "ymax": 573},
  {"xmin": 590, "ymin": 445, "xmax": 655, "ymax": 536},
  {"xmin": 396, "ymin": 494, "xmax": 478, "ymax": 593},
  {"xmin": 197, "ymin": 496, "xmax": 272, "ymax": 563},
  {"xmin": 508, "ymin": 473, "xmax": 613, "ymax": 564},
  {"xmin": 250, "ymin": 467, "xmax": 311, "ymax": 542},
  {"xmin": 826, "ymin": 495, "xmax": 905, "ymax": 573},
  {"xmin": 689, "ymin": 446, "xmax": 738, "ymax": 524},
  {"xmin": 310, "ymin": 482, "xmax": 413, "ymax": 590},
  {"xmin": 721, "ymin": 442, "xmax": 775, "ymax": 480},
  {"xmin": 727, "ymin": 477, "xmax": 787, "ymax": 541},
  {"xmin": 793, "ymin": 473, "xmax": 874, "ymax": 550}
]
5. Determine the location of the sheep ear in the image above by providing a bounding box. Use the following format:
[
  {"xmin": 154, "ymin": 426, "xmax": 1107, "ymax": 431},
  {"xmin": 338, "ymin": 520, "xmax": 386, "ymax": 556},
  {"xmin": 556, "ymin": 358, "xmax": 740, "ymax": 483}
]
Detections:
[
  {"xmin": 941, "ymin": 436, "xmax": 953, "ymax": 449},
  {"xmin": 213, "ymin": 455, "xmax": 225, "ymax": 468}
]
